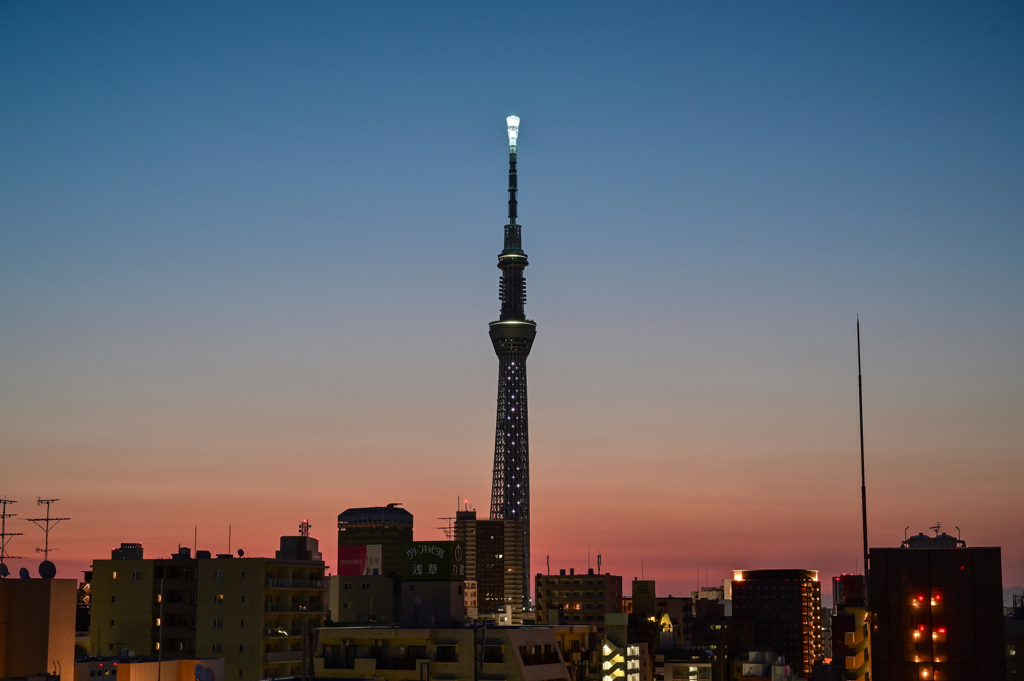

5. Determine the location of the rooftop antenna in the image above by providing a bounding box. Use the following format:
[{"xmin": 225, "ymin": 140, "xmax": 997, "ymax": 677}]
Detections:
[
  {"xmin": 930, "ymin": 521, "xmax": 942, "ymax": 536},
  {"xmin": 597, "ymin": 553, "xmax": 602, "ymax": 574},
  {"xmin": 857, "ymin": 317, "xmax": 870, "ymax": 597},
  {"xmin": 588, "ymin": 543, "xmax": 591, "ymax": 571},
  {"xmin": 546, "ymin": 554, "xmax": 550, "ymax": 575},
  {"xmin": 24, "ymin": 498, "xmax": 70, "ymax": 562},
  {"xmin": 0, "ymin": 497, "xmax": 23, "ymax": 575},
  {"xmin": 228, "ymin": 525, "xmax": 232, "ymax": 555},
  {"xmin": 299, "ymin": 520, "xmax": 310, "ymax": 538},
  {"xmin": 437, "ymin": 517, "xmax": 456, "ymax": 540}
]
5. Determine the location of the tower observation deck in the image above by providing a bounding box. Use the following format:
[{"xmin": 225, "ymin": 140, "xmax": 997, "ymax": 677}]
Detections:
[{"xmin": 489, "ymin": 115, "xmax": 535, "ymax": 611}]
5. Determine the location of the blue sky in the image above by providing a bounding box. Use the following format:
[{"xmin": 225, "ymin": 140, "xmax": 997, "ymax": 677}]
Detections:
[{"xmin": 1, "ymin": 2, "xmax": 1022, "ymax": 591}]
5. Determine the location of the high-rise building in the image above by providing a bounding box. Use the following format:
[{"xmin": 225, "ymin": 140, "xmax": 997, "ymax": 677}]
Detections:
[
  {"xmin": 90, "ymin": 530, "xmax": 326, "ymax": 680},
  {"xmin": 455, "ymin": 509, "xmax": 523, "ymax": 621},
  {"xmin": 488, "ymin": 115, "xmax": 535, "ymax": 611},
  {"xmin": 828, "ymin": 573, "xmax": 869, "ymax": 679},
  {"xmin": 868, "ymin": 529, "xmax": 1006, "ymax": 680},
  {"xmin": 336, "ymin": 504, "xmax": 413, "ymax": 577},
  {"xmin": 730, "ymin": 569, "xmax": 822, "ymax": 678}
]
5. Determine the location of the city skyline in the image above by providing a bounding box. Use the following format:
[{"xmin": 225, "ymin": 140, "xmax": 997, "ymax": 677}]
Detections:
[{"xmin": 2, "ymin": 2, "xmax": 1022, "ymax": 598}]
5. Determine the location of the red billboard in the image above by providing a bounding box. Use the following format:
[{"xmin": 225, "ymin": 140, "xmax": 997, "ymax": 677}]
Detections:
[{"xmin": 337, "ymin": 544, "xmax": 367, "ymax": 576}]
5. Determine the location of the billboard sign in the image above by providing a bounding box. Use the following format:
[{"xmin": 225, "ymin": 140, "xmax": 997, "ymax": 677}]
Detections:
[
  {"xmin": 402, "ymin": 541, "xmax": 465, "ymax": 581},
  {"xmin": 337, "ymin": 544, "xmax": 383, "ymax": 576}
]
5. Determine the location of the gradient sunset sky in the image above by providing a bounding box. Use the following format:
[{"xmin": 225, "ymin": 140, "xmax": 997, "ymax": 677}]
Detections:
[{"xmin": 2, "ymin": 2, "xmax": 1022, "ymax": 597}]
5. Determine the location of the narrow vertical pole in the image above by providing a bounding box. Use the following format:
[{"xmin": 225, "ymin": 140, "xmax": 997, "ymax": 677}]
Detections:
[{"xmin": 857, "ymin": 317, "xmax": 869, "ymax": 600}]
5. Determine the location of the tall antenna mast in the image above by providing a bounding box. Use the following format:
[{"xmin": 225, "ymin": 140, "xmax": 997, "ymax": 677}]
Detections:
[
  {"xmin": 0, "ymin": 497, "xmax": 23, "ymax": 574},
  {"xmin": 24, "ymin": 498, "xmax": 70, "ymax": 562},
  {"xmin": 857, "ymin": 317, "xmax": 869, "ymax": 599}
]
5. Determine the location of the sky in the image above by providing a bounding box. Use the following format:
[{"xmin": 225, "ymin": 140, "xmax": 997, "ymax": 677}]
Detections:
[{"xmin": 1, "ymin": 2, "xmax": 1022, "ymax": 598}]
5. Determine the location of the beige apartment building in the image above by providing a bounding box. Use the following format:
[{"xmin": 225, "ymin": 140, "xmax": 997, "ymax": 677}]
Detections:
[{"xmin": 90, "ymin": 533, "xmax": 325, "ymax": 680}]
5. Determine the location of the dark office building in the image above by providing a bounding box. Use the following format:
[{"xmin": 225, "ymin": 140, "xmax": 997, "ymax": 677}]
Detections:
[
  {"xmin": 731, "ymin": 569, "xmax": 823, "ymax": 677},
  {"xmin": 336, "ymin": 504, "xmax": 413, "ymax": 576},
  {"xmin": 869, "ymin": 530, "xmax": 1006, "ymax": 681},
  {"xmin": 535, "ymin": 568, "xmax": 623, "ymax": 626},
  {"xmin": 454, "ymin": 509, "xmax": 523, "ymax": 618}
]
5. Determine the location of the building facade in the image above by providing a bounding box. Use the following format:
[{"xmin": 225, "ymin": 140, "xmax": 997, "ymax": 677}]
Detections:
[
  {"xmin": 337, "ymin": 505, "xmax": 414, "ymax": 577},
  {"xmin": 535, "ymin": 569, "xmax": 623, "ymax": 629},
  {"xmin": 454, "ymin": 510, "xmax": 523, "ymax": 621},
  {"xmin": 730, "ymin": 569, "xmax": 822, "ymax": 677},
  {"xmin": 868, "ymin": 530, "xmax": 1005, "ymax": 680},
  {"xmin": 0, "ymin": 577, "xmax": 76, "ymax": 678},
  {"xmin": 90, "ymin": 533, "xmax": 326, "ymax": 680},
  {"xmin": 315, "ymin": 625, "xmax": 570, "ymax": 681}
]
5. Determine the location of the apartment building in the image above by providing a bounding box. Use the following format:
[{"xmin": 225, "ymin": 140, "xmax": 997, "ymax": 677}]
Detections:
[{"xmin": 90, "ymin": 530, "xmax": 325, "ymax": 680}]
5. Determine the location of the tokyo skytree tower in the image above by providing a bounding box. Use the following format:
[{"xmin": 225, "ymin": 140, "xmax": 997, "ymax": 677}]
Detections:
[{"xmin": 488, "ymin": 116, "xmax": 535, "ymax": 609}]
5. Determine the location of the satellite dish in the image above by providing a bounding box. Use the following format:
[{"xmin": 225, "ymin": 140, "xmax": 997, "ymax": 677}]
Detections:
[
  {"xmin": 19, "ymin": 567, "xmax": 30, "ymax": 579},
  {"xmin": 237, "ymin": 549, "xmax": 244, "ymax": 557},
  {"xmin": 39, "ymin": 560, "xmax": 57, "ymax": 579},
  {"xmin": 0, "ymin": 564, "xmax": 9, "ymax": 577}
]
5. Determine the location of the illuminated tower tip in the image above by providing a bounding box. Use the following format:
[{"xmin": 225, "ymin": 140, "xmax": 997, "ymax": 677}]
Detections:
[{"xmin": 506, "ymin": 115, "xmax": 520, "ymax": 151}]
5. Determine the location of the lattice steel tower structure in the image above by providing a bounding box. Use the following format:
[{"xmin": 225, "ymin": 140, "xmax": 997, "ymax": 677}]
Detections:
[{"xmin": 489, "ymin": 115, "xmax": 535, "ymax": 610}]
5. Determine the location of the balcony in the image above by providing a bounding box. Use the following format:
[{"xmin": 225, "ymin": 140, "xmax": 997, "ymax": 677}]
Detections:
[
  {"xmin": 845, "ymin": 647, "xmax": 869, "ymax": 670},
  {"xmin": 266, "ymin": 578, "xmax": 326, "ymax": 589},
  {"xmin": 265, "ymin": 651, "xmax": 303, "ymax": 663},
  {"xmin": 845, "ymin": 624, "xmax": 867, "ymax": 647},
  {"xmin": 265, "ymin": 602, "xmax": 326, "ymax": 613},
  {"xmin": 265, "ymin": 628, "xmax": 302, "ymax": 638}
]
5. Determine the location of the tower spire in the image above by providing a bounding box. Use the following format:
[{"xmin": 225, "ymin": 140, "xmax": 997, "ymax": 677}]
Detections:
[
  {"xmin": 504, "ymin": 116, "xmax": 523, "ymax": 254},
  {"xmin": 489, "ymin": 115, "xmax": 535, "ymax": 613}
]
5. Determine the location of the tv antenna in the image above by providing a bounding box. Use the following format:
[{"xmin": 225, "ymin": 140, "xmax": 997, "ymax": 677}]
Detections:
[
  {"xmin": 1, "ymin": 497, "xmax": 23, "ymax": 576},
  {"xmin": 24, "ymin": 498, "xmax": 70, "ymax": 562},
  {"xmin": 930, "ymin": 521, "xmax": 943, "ymax": 536}
]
